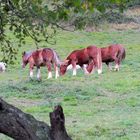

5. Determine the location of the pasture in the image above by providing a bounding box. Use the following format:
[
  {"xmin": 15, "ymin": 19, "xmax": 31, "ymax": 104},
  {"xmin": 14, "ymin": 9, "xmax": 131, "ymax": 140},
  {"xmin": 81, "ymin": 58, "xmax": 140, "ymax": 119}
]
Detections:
[{"xmin": 0, "ymin": 29, "xmax": 140, "ymax": 140}]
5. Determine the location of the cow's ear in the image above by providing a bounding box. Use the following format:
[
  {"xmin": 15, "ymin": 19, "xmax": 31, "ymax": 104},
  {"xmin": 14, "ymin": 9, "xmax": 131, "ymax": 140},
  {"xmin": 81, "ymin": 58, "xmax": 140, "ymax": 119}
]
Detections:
[{"xmin": 22, "ymin": 51, "xmax": 26, "ymax": 56}]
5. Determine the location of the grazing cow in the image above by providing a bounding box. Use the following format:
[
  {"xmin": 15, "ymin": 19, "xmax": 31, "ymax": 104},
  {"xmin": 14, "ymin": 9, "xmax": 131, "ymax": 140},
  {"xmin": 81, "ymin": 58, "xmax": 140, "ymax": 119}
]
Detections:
[
  {"xmin": 60, "ymin": 45, "xmax": 102, "ymax": 76},
  {"xmin": 101, "ymin": 44, "xmax": 126, "ymax": 71},
  {"xmin": 0, "ymin": 62, "xmax": 6, "ymax": 72},
  {"xmin": 22, "ymin": 48, "xmax": 61, "ymax": 79}
]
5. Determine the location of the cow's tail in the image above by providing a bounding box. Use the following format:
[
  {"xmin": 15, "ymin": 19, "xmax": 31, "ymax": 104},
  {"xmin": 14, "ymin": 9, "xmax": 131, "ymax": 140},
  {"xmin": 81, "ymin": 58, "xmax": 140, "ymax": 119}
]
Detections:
[
  {"xmin": 122, "ymin": 48, "xmax": 126, "ymax": 60},
  {"xmin": 118, "ymin": 47, "xmax": 126, "ymax": 62},
  {"xmin": 52, "ymin": 49, "xmax": 62, "ymax": 66}
]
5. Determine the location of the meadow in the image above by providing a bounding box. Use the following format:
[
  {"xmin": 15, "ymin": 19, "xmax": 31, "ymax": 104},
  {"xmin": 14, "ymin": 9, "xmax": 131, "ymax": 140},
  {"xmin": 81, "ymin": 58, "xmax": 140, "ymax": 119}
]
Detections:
[{"xmin": 0, "ymin": 29, "xmax": 140, "ymax": 140}]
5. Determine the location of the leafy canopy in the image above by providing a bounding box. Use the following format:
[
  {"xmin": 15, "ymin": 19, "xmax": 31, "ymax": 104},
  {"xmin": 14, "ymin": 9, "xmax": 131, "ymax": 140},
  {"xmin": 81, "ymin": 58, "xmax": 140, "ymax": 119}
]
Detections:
[{"xmin": 0, "ymin": 0, "xmax": 129, "ymax": 63}]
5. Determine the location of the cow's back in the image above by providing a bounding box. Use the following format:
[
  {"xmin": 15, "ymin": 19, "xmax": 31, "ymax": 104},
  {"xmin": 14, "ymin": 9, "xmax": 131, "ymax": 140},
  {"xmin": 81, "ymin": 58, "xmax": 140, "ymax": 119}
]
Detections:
[
  {"xmin": 101, "ymin": 44, "xmax": 125, "ymax": 62},
  {"xmin": 87, "ymin": 45, "xmax": 98, "ymax": 58},
  {"xmin": 42, "ymin": 48, "xmax": 54, "ymax": 61},
  {"xmin": 101, "ymin": 45, "xmax": 116, "ymax": 62}
]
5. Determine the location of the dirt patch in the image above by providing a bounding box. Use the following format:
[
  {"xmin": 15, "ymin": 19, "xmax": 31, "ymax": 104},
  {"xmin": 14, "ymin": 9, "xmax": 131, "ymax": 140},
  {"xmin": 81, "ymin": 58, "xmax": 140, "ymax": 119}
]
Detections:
[
  {"xmin": 96, "ymin": 87, "xmax": 119, "ymax": 98},
  {"xmin": 110, "ymin": 22, "xmax": 140, "ymax": 31},
  {"xmin": 7, "ymin": 98, "xmax": 43, "ymax": 107},
  {"xmin": 125, "ymin": 7, "xmax": 140, "ymax": 16}
]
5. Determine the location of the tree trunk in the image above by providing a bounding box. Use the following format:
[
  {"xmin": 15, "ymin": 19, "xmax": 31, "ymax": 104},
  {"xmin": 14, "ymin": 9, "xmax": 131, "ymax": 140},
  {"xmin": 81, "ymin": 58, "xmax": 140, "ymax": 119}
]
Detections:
[
  {"xmin": 0, "ymin": 98, "xmax": 71, "ymax": 140},
  {"xmin": 50, "ymin": 105, "xmax": 72, "ymax": 140}
]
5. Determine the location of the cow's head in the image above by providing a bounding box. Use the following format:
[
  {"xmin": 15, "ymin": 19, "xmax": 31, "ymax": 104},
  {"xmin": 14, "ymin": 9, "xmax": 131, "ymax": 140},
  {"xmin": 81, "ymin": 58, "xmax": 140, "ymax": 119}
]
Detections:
[
  {"xmin": 22, "ymin": 51, "xmax": 28, "ymax": 68},
  {"xmin": 60, "ymin": 60, "xmax": 69, "ymax": 76}
]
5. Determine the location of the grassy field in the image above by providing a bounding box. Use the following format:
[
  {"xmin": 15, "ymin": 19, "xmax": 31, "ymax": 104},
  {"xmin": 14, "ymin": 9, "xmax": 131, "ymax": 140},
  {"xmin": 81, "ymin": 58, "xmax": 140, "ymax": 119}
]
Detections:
[{"xmin": 0, "ymin": 29, "xmax": 140, "ymax": 140}]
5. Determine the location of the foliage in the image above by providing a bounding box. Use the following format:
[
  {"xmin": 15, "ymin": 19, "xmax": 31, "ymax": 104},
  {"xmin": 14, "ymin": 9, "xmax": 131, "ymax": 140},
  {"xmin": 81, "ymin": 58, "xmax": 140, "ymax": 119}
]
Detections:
[
  {"xmin": 127, "ymin": 0, "xmax": 140, "ymax": 7},
  {"xmin": 0, "ymin": 0, "xmax": 130, "ymax": 63}
]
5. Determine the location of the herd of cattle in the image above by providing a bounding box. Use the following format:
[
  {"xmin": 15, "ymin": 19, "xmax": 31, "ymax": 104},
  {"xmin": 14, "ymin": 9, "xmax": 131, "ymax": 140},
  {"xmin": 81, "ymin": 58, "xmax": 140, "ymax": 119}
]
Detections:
[{"xmin": 21, "ymin": 44, "xmax": 125, "ymax": 80}]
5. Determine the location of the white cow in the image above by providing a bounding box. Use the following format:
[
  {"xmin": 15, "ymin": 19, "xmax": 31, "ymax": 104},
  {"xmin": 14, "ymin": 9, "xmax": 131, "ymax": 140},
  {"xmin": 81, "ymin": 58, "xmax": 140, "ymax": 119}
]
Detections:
[{"xmin": 0, "ymin": 62, "xmax": 6, "ymax": 72}]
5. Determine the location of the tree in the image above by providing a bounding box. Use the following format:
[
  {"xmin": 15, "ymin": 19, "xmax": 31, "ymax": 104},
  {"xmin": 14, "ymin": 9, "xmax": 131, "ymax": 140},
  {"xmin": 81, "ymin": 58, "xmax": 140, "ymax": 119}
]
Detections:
[
  {"xmin": 0, "ymin": 98, "xmax": 71, "ymax": 140},
  {"xmin": 0, "ymin": 0, "xmax": 129, "ymax": 63}
]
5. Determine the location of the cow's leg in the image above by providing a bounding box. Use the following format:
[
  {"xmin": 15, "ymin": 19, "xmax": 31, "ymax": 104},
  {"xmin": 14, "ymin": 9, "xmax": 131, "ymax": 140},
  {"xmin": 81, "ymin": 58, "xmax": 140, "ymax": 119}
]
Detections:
[
  {"xmin": 82, "ymin": 64, "xmax": 89, "ymax": 74},
  {"xmin": 86, "ymin": 61, "xmax": 95, "ymax": 74},
  {"xmin": 114, "ymin": 64, "xmax": 119, "ymax": 71},
  {"xmin": 115, "ymin": 62, "xmax": 120, "ymax": 71},
  {"xmin": 46, "ymin": 62, "xmax": 52, "ymax": 79},
  {"xmin": 36, "ymin": 67, "xmax": 41, "ymax": 80},
  {"xmin": 111, "ymin": 55, "xmax": 119, "ymax": 71},
  {"xmin": 93, "ymin": 59, "xmax": 102, "ymax": 74},
  {"xmin": 94, "ymin": 58, "xmax": 102, "ymax": 74},
  {"xmin": 29, "ymin": 65, "xmax": 34, "ymax": 79},
  {"xmin": 114, "ymin": 58, "xmax": 120, "ymax": 71},
  {"xmin": 97, "ymin": 69, "xmax": 102, "ymax": 74},
  {"xmin": 54, "ymin": 63, "xmax": 59, "ymax": 79},
  {"xmin": 116, "ymin": 55, "xmax": 122, "ymax": 71},
  {"xmin": 106, "ymin": 62, "xmax": 112, "ymax": 71},
  {"xmin": 96, "ymin": 48, "xmax": 102, "ymax": 74},
  {"xmin": 72, "ymin": 61, "xmax": 77, "ymax": 76}
]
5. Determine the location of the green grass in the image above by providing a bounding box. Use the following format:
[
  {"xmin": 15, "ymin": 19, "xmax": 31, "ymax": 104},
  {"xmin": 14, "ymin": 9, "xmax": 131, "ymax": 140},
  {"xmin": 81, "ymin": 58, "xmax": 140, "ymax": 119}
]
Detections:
[{"xmin": 0, "ymin": 29, "xmax": 140, "ymax": 140}]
